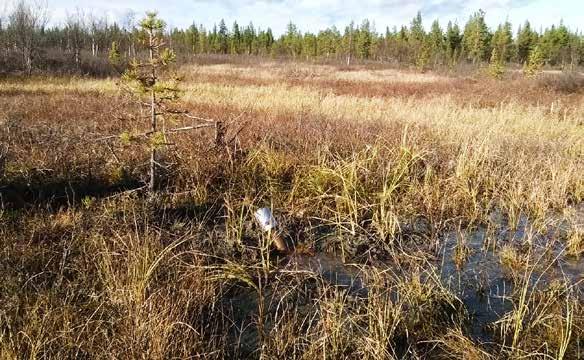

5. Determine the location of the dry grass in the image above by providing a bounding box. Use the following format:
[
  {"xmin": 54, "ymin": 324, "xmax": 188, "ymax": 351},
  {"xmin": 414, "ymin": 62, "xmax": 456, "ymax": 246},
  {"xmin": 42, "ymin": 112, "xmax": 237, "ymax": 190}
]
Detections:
[
  {"xmin": 182, "ymin": 62, "xmax": 584, "ymax": 110},
  {"xmin": 1, "ymin": 60, "xmax": 583, "ymax": 358}
]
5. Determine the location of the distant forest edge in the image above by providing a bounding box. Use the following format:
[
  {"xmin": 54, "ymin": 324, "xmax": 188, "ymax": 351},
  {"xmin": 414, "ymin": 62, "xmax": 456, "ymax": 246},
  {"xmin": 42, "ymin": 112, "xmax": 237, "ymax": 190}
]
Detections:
[{"xmin": 1, "ymin": 1, "xmax": 583, "ymax": 76}]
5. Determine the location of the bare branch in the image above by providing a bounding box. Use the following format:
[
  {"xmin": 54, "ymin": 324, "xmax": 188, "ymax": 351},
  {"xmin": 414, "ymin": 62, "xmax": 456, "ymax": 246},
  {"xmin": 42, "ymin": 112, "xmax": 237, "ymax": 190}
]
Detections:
[
  {"xmin": 94, "ymin": 134, "xmax": 121, "ymax": 142},
  {"xmin": 94, "ymin": 123, "xmax": 216, "ymax": 142},
  {"xmin": 165, "ymin": 123, "xmax": 216, "ymax": 133},
  {"xmin": 105, "ymin": 142, "xmax": 121, "ymax": 163},
  {"xmin": 159, "ymin": 105, "xmax": 217, "ymax": 123}
]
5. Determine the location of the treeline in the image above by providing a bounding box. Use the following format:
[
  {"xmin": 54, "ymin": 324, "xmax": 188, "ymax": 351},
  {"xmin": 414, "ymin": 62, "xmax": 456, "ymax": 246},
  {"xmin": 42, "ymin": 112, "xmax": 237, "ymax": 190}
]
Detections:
[
  {"xmin": 1, "ymin": 1, "xmax": 583, "ymax": 76},
  {"xmin": 173, "ymin": 12, "xmax": 582, "ymax": 69}
]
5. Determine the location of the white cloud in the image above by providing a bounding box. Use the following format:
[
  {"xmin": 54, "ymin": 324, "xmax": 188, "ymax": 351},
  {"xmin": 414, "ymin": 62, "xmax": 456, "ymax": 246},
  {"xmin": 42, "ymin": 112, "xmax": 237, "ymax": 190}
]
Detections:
[{"xmin": 21, "ymin": 0, "xmax": 584, "ymax": 35}]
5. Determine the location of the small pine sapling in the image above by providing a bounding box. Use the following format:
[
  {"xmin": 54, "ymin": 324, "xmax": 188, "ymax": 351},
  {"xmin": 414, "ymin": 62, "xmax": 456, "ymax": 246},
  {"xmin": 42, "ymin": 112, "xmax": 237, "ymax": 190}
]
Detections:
[
  {"xmin": 106, "ymin": 12, "xmax": 220, "ymax": 191},
  {"xmin": 124, "ymin": 12, "xmax": 178, "ymax": 190}
]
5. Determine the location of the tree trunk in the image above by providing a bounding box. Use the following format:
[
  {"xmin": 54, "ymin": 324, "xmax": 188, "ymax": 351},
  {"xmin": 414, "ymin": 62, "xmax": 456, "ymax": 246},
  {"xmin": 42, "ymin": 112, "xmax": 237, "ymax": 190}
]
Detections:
[
  {"xmin": 214, "ymin": 121, "xmax": 225, "ymax": 147},
  {"xmin": 75, "ymin": 48, "xmax": 80, "ymax": 68},
  {"xmin": 24, "ymin": 48, "xmax": 32, "ymax": 75},
  {"xmin": 148, "ymin": 29, "xmax": 157, "ymax": 191}
]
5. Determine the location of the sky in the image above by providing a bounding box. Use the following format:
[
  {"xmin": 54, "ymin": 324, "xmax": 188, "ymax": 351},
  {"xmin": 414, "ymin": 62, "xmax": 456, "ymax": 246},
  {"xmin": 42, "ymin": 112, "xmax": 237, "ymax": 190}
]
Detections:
[{"xmin": 4, "ymin": 0, "xmax": 583, "ymax": 35}]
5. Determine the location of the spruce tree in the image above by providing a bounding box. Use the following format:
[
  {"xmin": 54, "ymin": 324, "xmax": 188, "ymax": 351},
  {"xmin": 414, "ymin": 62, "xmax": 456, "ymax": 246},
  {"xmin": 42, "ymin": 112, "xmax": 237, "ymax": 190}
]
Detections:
[
  {"xmin": 187, "ymin": 23, "xmax": 199, "ymax": 54},
  {"xmin": 516, "ymin": 21, "xmax": 536, "ymax": 63},
  {"xmin": 209, "ymin": 24, "xmax": 218, "ymax": 52},
  {"xmin": 416, "ymin": 39, "xmax": 432, "ymax": 71},
  {"xmin": 243, "ymin": 22, "xmax": 256, "ymax": 55},
  {"xmin": 409, "ymin": 12, "xmax": 425, "ymax": 43},
  {"xmin": 409, "ymin": 12, "xmax": 426, "ymax": 64},
  {"xmin": 343, "ymin": 21, "xmax": 356, "ymax": 65},
  {"xmin": 429, "ymin": 19, "xmax": 445, "ymax": 66},
  {"xmin": 539, "ymin": 23, "xmax": 570, "ymax": 66},
  {"xmin": 396, "ymin": 26, "xmax": 409, "ymax": 63},
  {"xmin": 218, "ymin": 19, "xmax": 229, "ymax": 54},
  {"xmin": 446, "ymin": 21, "xmax": 462, "ymax": 64},
  {"xmin": 283, "ymin": 22, "xmax": 302, "ymax": 58},
  {"xmin": 198, "ymin": 26, "xmax": 208, "ymax": 53},
  {"xmin": 303, "ymin": 32, "xmax": 317, "ymax": 58},
  {"xmin": 231, "ymin": 21, "xmax": 242, "ymax": 54},
  {"xmin": 357, "ymin": 19, "xmax": 372, "ymax": 59},
  {"xmin": 491, "ymin": 21, "xmax": 513, "ymax": 62},
  {"xmin": 265, "ymin": 28, "xmax": 274, "ymax": 54},
  {"xmin": 463, "ymin": 10, "xmax": 490, "ymax": 64}
]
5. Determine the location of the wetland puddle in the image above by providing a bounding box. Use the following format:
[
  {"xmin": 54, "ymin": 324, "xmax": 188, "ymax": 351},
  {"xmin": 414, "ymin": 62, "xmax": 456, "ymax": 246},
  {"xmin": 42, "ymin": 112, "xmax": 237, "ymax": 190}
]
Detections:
[
  {"xmin": 227, "ymin": 206, "xmax": 584, "ymax": 352},
  {"xmin": 283, "ymin": 252, "xmax": 368, "ymax": 297},
  {"xmin": 438, "ymin": 209, "xmax": 584, "ymax": 342}
]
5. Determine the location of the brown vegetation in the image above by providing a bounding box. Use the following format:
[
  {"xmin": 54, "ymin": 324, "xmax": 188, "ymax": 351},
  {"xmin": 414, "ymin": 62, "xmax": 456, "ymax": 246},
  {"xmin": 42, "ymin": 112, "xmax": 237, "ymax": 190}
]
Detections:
[{"xmin": 1, "ymin": 61, "xmax": 583, "ymax": 358}]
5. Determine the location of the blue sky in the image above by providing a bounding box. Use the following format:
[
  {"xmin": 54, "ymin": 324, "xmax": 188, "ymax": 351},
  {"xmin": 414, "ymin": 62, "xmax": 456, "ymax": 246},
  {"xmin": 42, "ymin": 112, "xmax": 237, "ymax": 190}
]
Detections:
[{"xmin": 5, "ymin": 0, "xmax": 583, "ymax": 35}]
